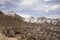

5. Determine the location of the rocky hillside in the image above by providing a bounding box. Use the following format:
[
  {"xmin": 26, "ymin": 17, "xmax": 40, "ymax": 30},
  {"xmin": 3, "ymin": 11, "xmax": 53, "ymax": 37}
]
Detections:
[
  {"xmin": 0, "ymin": 11, "xmax": 60, "ymax": 40},
  {"xmin": 0, "ymin": 11, "xmax": 28, "ymax": 28}
]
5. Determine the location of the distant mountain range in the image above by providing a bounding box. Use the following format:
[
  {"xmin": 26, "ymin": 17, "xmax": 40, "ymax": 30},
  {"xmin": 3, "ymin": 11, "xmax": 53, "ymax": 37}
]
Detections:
[
  {"xmin": 0, "ymin": 11, "xmax": 60, "ymax": 25},
  {"xmin": 24, "ymin": 16, "xmax": 60, "ymax": 25}
]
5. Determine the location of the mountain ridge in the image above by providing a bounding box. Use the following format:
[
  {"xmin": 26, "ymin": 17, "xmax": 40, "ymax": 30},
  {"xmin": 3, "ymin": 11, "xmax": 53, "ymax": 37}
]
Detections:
[
  {"xmin": 0, "ymin": 11, "xmax": 60, "ymax": 25},
  {"xmin": 0, "ymin": 11, "xmax": 28, "ymax": 28},
  {"xmin": 24, "ymin": 16, "xmax": 60, "ymax": 25}
]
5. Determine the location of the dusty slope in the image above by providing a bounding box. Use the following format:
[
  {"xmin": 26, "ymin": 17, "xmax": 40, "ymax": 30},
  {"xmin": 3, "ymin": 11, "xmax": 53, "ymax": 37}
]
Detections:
[{"xmin": 0, "ymin": 11, "xmax": 60, "ymax": 40}]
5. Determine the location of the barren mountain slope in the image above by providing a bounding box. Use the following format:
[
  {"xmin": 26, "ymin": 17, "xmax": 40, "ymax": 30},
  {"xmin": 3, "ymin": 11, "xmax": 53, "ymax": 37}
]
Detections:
[{"xmin": 0, "ymin": 11, "xmax": 60, "ymax": 40}]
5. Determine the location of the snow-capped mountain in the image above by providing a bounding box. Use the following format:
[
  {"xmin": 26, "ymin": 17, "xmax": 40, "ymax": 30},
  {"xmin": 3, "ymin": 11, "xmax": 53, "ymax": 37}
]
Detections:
[
  {"xmin": 24, "ymin": 16, "xmax": 49, "ymax": 23},
  {"xmin": 5, "ymin": 11, "xmax": 16, "ymax": 17},
  {"xmin": 24, "ymin": 16, "xmax": 60, "ymax": 24},
  {"xmin": 24, "ymin": 16, "xmax": 37, "ymax": 23},
  {"xmin": 50, "ymin": 19, "xmax": 59, "ymax": 25}
]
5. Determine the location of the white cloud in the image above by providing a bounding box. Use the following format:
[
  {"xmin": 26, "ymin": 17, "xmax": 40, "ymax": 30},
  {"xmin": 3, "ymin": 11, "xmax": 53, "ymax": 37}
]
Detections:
[
  {"xmin": 0, "ymin": 6, "xmax": 5, "ymax": 9},
  {"xmin": 44, "ymin": 0, "xmax": 52, "ymax": 1},
  {"xmin": 0, "ymin": 0, "xmax": 12, "ymax": 4},
  {"xmin": 0, "ymin": 0, "xmax": 6, "ymax": 4},
  {"xmin": 52, "ymin": 4, "xmax": 60, "ymax": 10},
  {"xmin": 45, "ymin": 4, "xmax": 60, "ymax": 12},
  {"xmin": 33, "ymin": 5, "xmax": 50, "ymax": 12},
  {"xmin": 20, "ymin": 14, "xmax": 31, "ymax": 18},
  {"xmin": 16, "ymin": 0, "xmax": 60, "ymax": 12},
  {"xmin": 18, "ymin": 0, "xmax": 44, "ymax": 8},
  {"xmin": 0, "ymin": 0, "xmax": 60, "ymax": 13},
  {"xmin": 20, "ymin": 0, "xmax": 39, "ymax": 6},
  {"xmin": 33, "ymin": 4, "xmax": 60, "ymax": 12},
  {"xmin": 46, "ymin": 15, "xmax": 60, "ymax": 19},
  {"xmin": 17, "ymin": 13, "xmax": 31, "ymax": 18}
]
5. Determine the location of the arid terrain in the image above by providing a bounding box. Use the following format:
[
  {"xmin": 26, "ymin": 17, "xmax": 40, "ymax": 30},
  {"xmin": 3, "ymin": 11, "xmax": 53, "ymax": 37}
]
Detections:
[{"xmin": 0, "ymin": 11, "xmax": 60, "ymax": 40}]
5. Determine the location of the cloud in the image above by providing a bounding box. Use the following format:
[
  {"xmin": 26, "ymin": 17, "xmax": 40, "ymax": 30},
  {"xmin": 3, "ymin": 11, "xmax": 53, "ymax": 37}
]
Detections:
[
  {"xmin": 0, "ymin": 6, "xmax": 6, "ymax": 9},
  {"xmin": 44, "ymin": 0, "xmax": 52, "ymax": 1},
  {"xmin": 0, "ymin": 0, "xmax": 12, "ymax": 4},
  {"xmin": 20, "ymin": 0, "xmax": 35, "ymax": 6},
  {"xmin": 20, "ymin": 0, "xmax": 41, "ymax": 7},
  {"xmin": 1, "ymin": 0, "xmax": 60, "ymax": 13},
  {"xmin": 14, "ymin": 0, "xmax": 60, "ymax": 13},
  {"xmin": 17, "ymin": 13, "xmax": 31, "ymax": 18},
  {"xmin": 0, "ymin": 0, "xmax": 6, "ymax": 4},
  {"xmin": 52, "ymin": 4, "xmax": 60, "ymax": 10},
  {"xmin": 16, "ymin": 0, "xmax": 44, "ymax": 9},
  {"xmin": 33, "ymin": 4, "xmax": 60, "ymax": 12},
  {"xmin": 46, "ymin": 15, "xmax": 60, "ymax": 19}
]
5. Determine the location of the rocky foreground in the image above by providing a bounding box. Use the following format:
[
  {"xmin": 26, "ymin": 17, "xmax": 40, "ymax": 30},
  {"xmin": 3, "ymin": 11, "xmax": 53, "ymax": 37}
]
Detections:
[{"xmin": 0, "ymin": 24, "xmax": 60, "ymax": 40}]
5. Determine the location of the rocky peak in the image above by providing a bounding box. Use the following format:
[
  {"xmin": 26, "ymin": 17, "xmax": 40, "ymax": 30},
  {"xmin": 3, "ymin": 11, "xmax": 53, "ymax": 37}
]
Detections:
[
  {"xmin": 5, "ymin": 11, "xmax": 16, "ymax": 17},
  {"xmin": 0, "ymin": 11, "xmax": 4, "ymax": 15}
]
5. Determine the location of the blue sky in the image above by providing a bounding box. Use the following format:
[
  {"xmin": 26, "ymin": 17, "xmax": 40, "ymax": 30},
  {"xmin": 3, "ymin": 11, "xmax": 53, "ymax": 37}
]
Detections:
[{"xmin": 0, "ymin": 0, "xmax": 60, "ymax": 18}]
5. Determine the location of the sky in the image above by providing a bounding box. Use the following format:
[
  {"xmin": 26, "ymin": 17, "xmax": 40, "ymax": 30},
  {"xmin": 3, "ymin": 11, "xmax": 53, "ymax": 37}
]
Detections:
[{"xmin": 0, "ymin": 0, "xmax": 60, "ymax": 18}]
